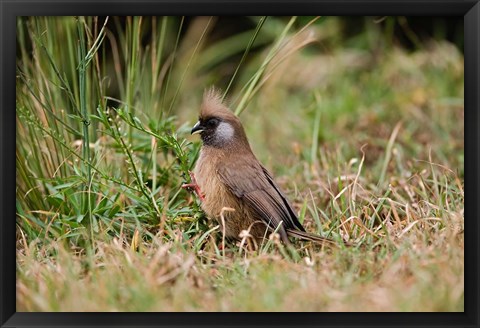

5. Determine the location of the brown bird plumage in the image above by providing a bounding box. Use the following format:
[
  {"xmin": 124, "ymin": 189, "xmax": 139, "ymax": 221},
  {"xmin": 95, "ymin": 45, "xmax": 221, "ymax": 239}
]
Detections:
[{"xmin": 188, "ymin": 88, "xmax": 339, "ymax": 247}]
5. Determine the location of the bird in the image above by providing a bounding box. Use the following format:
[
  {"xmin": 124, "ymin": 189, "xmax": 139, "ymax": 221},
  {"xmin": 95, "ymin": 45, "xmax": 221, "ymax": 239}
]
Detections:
[{"xmin": 183, "ymin": 87, "xmax": 343, "ymax": 247}]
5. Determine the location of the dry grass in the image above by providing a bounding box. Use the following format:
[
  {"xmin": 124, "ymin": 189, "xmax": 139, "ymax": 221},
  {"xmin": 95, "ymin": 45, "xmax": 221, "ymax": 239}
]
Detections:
[{"xmin": 17, "ymin": 215, "xmax": 463, "ymax": 311}]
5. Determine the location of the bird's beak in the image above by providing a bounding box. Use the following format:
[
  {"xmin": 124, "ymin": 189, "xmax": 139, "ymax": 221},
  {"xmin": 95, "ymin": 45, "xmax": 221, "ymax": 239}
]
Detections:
[{"xmin": 191, "ymin": 121, "xmax": 204, "ymax": 135}]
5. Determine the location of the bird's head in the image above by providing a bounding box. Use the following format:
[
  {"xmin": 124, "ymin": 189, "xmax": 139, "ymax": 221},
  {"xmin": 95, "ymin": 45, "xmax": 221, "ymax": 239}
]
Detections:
[{"xmin": 191, "ymin": 88, "xmax": 249, "ymax": 149}]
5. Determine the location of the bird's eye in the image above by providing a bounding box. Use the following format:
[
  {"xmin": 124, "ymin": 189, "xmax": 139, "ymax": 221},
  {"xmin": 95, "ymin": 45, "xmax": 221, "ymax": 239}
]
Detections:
[{"xmin": 206, "ymin": 118, "xmax": 219, "ymax": 128}]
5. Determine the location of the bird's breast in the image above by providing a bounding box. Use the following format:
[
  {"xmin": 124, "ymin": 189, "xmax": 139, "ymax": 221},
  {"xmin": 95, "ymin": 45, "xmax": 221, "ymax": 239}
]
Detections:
[{"xmin": 193, "ymin": 149, "xmax": 239, "ymax": 218}]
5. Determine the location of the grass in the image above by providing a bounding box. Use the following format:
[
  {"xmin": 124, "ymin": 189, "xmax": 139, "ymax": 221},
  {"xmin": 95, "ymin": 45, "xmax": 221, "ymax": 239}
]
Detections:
[{"xmin": 16, "ymin": 16, "xmax": 464, "ymax": 312}]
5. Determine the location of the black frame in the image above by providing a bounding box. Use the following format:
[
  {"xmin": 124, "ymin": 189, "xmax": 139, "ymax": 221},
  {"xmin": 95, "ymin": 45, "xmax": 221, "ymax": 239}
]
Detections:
[{"xmin": 2, "ymin": 1, "xmax": 478, "ymax": 327}]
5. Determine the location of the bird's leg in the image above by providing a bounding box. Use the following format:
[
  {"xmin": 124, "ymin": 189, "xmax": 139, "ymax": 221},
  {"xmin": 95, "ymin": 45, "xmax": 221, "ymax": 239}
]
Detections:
[{"xmin": 182, "ymin": 171, "xmax": 205, "ymax": 201}]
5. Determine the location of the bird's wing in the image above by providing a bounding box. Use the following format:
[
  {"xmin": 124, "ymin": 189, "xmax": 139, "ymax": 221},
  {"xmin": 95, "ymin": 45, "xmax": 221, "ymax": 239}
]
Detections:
[
  {"xmin": 259, "ymin": 164, "xmax": 306, "ymax": 232},
  {"xmin": 216, "ymin": 158, "xmax": 305, "ymax": 235}
]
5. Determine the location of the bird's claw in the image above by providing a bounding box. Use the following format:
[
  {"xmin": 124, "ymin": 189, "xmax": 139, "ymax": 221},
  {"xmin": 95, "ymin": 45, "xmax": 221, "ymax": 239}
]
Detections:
[{"xmin": 182, "ymin": 171, "xmax": 205, "ymax": 201}]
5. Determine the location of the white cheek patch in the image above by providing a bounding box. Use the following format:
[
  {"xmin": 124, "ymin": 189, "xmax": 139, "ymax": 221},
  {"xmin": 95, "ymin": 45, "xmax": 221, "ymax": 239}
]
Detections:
[{"xmin": 216, "ymin": 122, "xmax": 235, "ymax": 142}]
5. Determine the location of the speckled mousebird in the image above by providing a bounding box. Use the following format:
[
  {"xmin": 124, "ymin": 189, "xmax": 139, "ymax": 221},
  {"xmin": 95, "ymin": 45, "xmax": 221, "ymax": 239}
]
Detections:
[{"xmin": 184, "ymin": 88, "xmax": 341, "ymax": 247}]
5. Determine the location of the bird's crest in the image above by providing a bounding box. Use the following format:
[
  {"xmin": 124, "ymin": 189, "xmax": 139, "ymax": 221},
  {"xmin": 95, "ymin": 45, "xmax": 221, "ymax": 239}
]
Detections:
[{"xmin": 200, "ymin": 87, "xmax": 235, "ymax": 120}]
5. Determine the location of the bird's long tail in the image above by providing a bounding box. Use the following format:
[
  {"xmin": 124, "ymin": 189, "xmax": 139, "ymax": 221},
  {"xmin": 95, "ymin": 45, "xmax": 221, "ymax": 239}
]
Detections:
[{"xmin": 286, "ymin": 229, "xmax": 352, "ymax": 247}]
